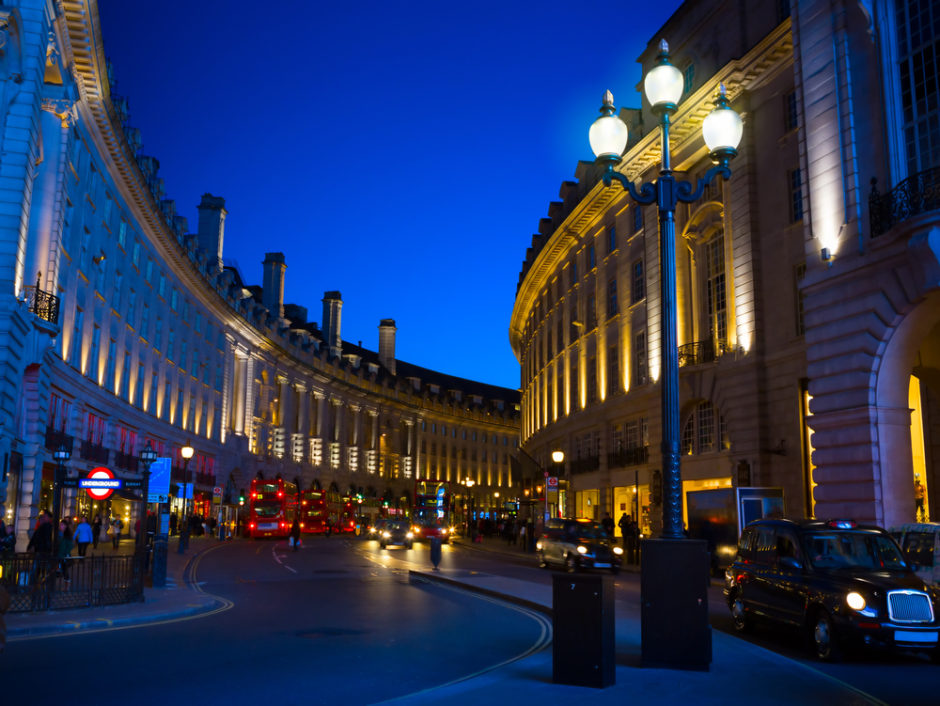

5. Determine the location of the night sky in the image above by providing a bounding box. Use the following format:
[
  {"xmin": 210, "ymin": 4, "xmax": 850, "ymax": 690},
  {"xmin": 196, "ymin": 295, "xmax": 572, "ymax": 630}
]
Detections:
[{"xmin": 97, "ymin": 0, "xmax": 684, "ymax": 390}]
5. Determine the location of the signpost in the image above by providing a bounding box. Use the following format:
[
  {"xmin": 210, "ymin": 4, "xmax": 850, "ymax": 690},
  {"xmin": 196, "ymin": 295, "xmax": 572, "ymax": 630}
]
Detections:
[{"xmin": 147, "ymin": 457, "xmax": 171, "ymax": 503}]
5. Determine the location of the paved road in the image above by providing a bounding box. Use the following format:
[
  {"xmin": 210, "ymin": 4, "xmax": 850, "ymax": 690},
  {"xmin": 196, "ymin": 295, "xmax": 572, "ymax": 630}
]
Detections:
[{"xmin": 3, "ymin": 536, "xmax": 550, "ymax": 705}]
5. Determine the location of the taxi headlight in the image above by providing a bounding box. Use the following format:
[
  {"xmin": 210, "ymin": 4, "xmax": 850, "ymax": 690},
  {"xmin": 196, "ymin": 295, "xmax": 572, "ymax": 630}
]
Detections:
[
  {"xmin": 382, "ymin": 531, "xmax": 391, "ymax": 538},
  {"xmin": 536, "ymin": 541, "xmax": 542, "ymax": 551},
  {"xmin": 406, "ymin": 532, "xmax": 414, "ymax": 539},
  {"xmin": 577, "ymin": 545, "xmax": 588, "ymax": 555},
  {"xmin": 846, "ymin": 592, "xmax": 866, "ymax": 611},
  {"xmin": 441, "ymin": 528, "xmax": 448, "ymax": 534},
  {"xmin": 613, "ymin": 546, "xmax": 623, "ymax": 555}
]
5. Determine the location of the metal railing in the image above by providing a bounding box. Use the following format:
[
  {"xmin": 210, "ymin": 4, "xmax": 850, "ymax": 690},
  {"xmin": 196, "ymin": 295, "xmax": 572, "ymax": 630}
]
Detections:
[
  {"xmin": 607, "ymin": 445, "xmax": 650, "ymax": 469},
  {"xmin": 23, "ymin": 281, "xmax": 61, "ymax": 325},
  {"xmin": 678, "ymin": 339, "xmax": 730, "ymax": 367},
  {"xmin": 114, "ymin": 450, "xmax": 139, "ymax": 472},
  {"xmin": 569, "ymin": 455, "xmax": 600, "ymax": 475},
  {"xmin": 80, "ymin": 439, "xmax": 110, "ymax": 464},
  {"xmin": 0, "ymin": 552, "xmax": 143, "ymax": 613},
  {"xmin": 44, "ymin": 426, "xmax": 74, "ymax": 452},
  {"xmin": 869, "ymin": 167, "xmax": 940, "ymax": 237}
]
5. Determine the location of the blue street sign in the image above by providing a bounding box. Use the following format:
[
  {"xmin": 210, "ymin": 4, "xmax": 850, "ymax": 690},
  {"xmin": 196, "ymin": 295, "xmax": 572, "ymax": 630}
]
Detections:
[{"xmin": 148, "ymin": 457, "xmax": 171, "ymax": 503}]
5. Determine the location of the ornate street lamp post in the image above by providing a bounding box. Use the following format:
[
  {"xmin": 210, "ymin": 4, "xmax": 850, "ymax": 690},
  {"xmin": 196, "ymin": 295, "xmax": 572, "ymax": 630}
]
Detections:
[
  {"xmin": 551, "ymin": 450, "xmax": 564, "ymax": 519},
  {"xmin": 137, "ymin": 441, "xmax": 159, "ymax": 586},
  {"xmin": 176, "ymin": 441, "xmax": 195, "ymax": 554},
  {"xmin": 51, "ymin": 443, "xmax": 71, "ymax": 557},
  {"xmin": 587, "ymin": 40, "xmax": 743, "ymax": 670}
]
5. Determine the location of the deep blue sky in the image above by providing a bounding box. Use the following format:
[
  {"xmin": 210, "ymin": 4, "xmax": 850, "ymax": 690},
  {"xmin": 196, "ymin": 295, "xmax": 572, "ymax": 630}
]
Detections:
[{"xmin": 97, "ymin": 0, "xmax": 683, "ymax": 390}]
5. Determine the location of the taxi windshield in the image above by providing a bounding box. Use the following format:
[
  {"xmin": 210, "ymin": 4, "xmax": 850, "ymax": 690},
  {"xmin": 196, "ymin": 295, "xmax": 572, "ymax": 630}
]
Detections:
[
  {"xmin": 566, "ymin": 523, "xmax": 606, "ymax": 540},
  {"xmin": 802, "ymin": 530, "xmax": 907, "ymax": 571}
]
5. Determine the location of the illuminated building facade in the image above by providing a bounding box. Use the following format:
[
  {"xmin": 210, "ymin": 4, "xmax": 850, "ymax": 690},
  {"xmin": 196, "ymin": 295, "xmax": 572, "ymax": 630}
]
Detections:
[
  {"xmin": 511, "ymin": 0, "xmax": 940, "ymax": 534},
  {"xmin": 0, "ymin": 1, "xmax": 518, "ymax": 546}
]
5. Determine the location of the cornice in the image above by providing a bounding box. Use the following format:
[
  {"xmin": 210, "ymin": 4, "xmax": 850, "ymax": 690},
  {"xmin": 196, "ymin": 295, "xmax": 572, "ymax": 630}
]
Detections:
[{"xmin": 508, "ymin": 21, "xmax": 793, "ymax": 356}]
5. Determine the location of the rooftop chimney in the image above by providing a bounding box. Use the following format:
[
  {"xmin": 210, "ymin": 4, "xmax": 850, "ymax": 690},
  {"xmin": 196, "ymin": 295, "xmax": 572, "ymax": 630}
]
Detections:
[
  {"xmin": 197, "ymin": 193, "xmax": 226, "ymax": 273},
  {"xmin": 378, "ymin": 319, "xmax": 396, "ymax": 375},
  {"xmin": 262, "ymin": 252, "xmax": 286, "ymax": 319},
  {"xmin": 322, "ymin": 291, "xmax": 343, "ymax": 358}
]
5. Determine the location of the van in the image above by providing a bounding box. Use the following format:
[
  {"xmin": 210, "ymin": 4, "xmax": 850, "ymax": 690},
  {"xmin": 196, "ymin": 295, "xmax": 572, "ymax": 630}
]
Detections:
[{"xmin": 891, "ymin": 522, "xmax": 940, "ymax": 587}]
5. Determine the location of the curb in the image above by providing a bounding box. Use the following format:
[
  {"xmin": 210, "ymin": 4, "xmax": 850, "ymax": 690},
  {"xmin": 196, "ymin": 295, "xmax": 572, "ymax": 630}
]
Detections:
[{"xmin": 408, "ymin": 569, "xmax": 553, "ymax": 618}]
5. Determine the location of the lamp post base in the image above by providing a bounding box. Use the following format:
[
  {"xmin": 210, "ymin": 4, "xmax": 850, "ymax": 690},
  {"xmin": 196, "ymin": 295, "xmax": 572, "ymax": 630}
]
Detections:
[
  {"xmin": 152, "ymin": 536, "xmax": 168, "ymax": 587},
  {"xmin": 640, "ymin": 538, "xmax": 712, "ymax": 670}
]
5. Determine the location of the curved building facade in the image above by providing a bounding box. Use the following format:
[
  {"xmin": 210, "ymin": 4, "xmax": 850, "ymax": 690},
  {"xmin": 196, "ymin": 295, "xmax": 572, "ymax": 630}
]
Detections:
[
  {"xmin": 511, "ymin": 0, "xmax": 940, "ymax": 536},
  {"xmin": 0, "ymin": 1, "xmax": 519, "ymax": 547}
]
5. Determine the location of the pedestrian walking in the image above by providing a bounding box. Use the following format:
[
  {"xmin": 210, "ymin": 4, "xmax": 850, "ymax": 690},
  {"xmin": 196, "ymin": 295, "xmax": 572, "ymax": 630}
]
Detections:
[
  {"xmin": 92, "ymin": 513, "xmax": 102, "ymax": 550},
  {"xmin": 57, "ymin": 519, "xmax": 74, "ymax": 583},
  {"xmin": 290, "ymin": 518, "xmax": 301, "ymax": 551},
  {"xmin": 27, "ymin": 511, "xmax": 53, "ymax": 554},
  {"xmin": 111, "ymin": 515, "xmax": 123, "ymax": 549},
  {"xmin": 602, "ymin": 512, "xmax": 615, "ymax": 539},
  {"xmin": 73, "ymin": 516, "xmax": 93, "ymax": 556}
]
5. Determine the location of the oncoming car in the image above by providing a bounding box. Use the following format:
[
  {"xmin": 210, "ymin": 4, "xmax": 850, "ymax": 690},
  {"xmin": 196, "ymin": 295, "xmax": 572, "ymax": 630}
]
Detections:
[
  {"xmin": 366, "ymin": 518, "xmax": 388, "ymax": 540},
  {"xmin": 379, "ymin": 520, "xmax": 414, "ymax": 550},
  {"xmin": 725, "ymin": 518, "xmax": 940, "ymax": 662},
  {"xmin": 536, "ymin": 518, "xmax": 623, "ymax": 573}
]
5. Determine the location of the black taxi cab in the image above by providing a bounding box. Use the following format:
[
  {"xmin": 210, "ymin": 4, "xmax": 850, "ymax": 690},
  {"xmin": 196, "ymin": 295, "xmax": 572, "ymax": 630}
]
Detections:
[
  {"xmin": 724, "ymin": 518, "xmax": 940, "ymax": 661},
  {"xmin": 536, "ymin": 518, "xmax": 623, "ymax": 573}
]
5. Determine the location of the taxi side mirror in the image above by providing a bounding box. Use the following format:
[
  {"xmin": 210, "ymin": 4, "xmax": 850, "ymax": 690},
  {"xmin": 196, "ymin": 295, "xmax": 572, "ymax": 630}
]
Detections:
[{"xmin": 779, "ymin": 556, "xmax": 802, "ymax": 571}]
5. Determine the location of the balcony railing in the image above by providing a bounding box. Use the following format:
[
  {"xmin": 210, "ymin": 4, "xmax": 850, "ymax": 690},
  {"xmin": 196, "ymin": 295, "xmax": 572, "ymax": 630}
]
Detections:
[
  {"xmin": 570, "ymin": 455, "xmax": 600, "ymax": 475},
  {"xmin": 607, "ymin": 445, "xmax": 650, "ymax": 469},
  {"xmin": 79, "ymin": 439, "xmax": 110, "ymax": 465},
  {"xmin": 114, "ymin": 451, "xmax": 139, "ymax": 472},
  {"xmin": 869, "ymin": 167, "xmax": 940, "ymax": 238},
  {"xmin": 44, "ymin": 426, "xmax": 74, "ymax": 453},
  {"xmin": 678, "ymin": 339, "xmax": 730, "ymax": 367},
  {"xmin": 23, "ymin": 279, "xmax": 60, "ymax": 325}
]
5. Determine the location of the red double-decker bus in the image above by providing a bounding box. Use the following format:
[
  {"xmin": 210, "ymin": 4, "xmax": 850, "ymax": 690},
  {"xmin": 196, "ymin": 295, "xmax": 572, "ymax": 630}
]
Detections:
[
  {"xmin": 247, "ymin": 478, "xmax": 297, "ymax": 538},
  {"xmin": 327, "ymin": 494, "xmax": 358, "ymax": 534},
  {"xmin": 413, "ymin": 479, "xmax": 453, "ymax": 542},
  {"xmin": 298, "ymin": 488, "xmax": 329, "ymax": 534}
]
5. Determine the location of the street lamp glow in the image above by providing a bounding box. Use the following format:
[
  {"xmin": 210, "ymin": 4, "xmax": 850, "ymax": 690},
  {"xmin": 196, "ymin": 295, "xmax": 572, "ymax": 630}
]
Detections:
[
  {"xmin": 643, "ymin": 40, "xmax": 684, "ymax": 113},
  {"xmin": 54, "ymin": 443, "xmax": 71, "ymax": 462},
  {"xmin": 551, "ymin": 450, "xmax": 564, "ymax": 464},
  {"xmin": 589, "ymin": 90, "xmax": 629, "ymax": 161},
  {"xmin": 181, "ymin": 442, "xmax": 194, "ymax": 460},
  {"xmin": 703, "ymin": 84, "xmax": 743, "ymax": 164}
]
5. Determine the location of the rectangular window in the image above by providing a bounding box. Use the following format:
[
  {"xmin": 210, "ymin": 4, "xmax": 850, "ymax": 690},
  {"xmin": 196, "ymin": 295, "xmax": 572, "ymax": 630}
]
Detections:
[
  {"xmin": 168, "ymin": 330, "xmax": 176, "ymax": 361},
  {"xmin": 49, "ymin": 392, "xmax": 72, "ymax": 432},
  {"xmin": 788, "ymin": 168, "xmax": 804, "ymax": 223},
  {"xmin": 126, "ymin": 289, "xmax": 136, "ymax": 325},
  {"xmin": 587, "ymin": 355, "xmax": 597, "ymax": 404},
  {"xmin": 570, "ymin": 358, "xmax": 579, "ymax": 410},
  {"xmin": 150, "ymin": 371, "xmax": 158, "ymax": 412},
  {"xmin": 608, "ymin": 344, "xmax": 620, "ymax": 396},
  {"xmin": 570, "ymin": 256, "xmax": 578, "ymax": 282},
  {"xmin": 121, "ymin": 351, "xmax": 131, "ymax": 399},
  {"xmin": 86, "ymin": 411, "xmax": 106, "ymax": 444},
  {"xmin": 587, "ymin": 292, "xmax": 596, "ymax": 328},
  {"xmin": 141, "ymin": 305, "xmax": 150, "ymax": 338},
  {"xmin": 557, "ymin": 319, "xmax": 564, "ymax": 352},
  {"xmin": 608, "ymin": 225, "xmax": 617, "ymax": 255},
  {"xmin": 556, "ymin": 365, "xmax": 563, "ymax": 416},
  {"xmin": 158, "ymin": 273, "xmax": 166, "ymax": 298},
  {"xmin": 170, "ymin": 289, "xmax": 179, "ymax": 312},
  {"xmin": 633, "ymin": 205, "xmax": 643, "ymax": 233},
  {"xmin": 71, "ymin": 307, "xmax": 83, "ymax": 368},
  {"xmin": 633, "ymin": 331, "xmax": 647, "ymax": 385},
  {"xmin": 89, "ymin": 325, "xmax": 100, "ymax": 381},
  {"xmin": 106, "ymin": 340, "xmax": 117, "ymax": 390},
  {"xmin": 588, "ymin": 244, "xmax": 596, "ymax": 269},
  {"xmin": 118, "ymin": 220, "xmax": 127, "ymax": 249},
  {"xmin": 783, "ymin": 89, "xmax": 798, "ymax": 132},
  {"xmin": 794, "ymin": 262, "xmax": 807, "ymax": 336},
  {"xmin": 145, "ymin": 258, "xmax": 153, "ymax": 283},
  {"xmin": 113, "ymin": 273, "xmax": 123, "ymax": 310},
  {"xmin": 684, "ymin": 64, "xmax": 695, "ymax": 95},
  {"xmin": 607, "ymin": 278, "xmax": 618, "ymax": 318},
  {"xmin": 163, "ymin": 381, "xmax": 171, "ymax": 421},
  {"xmin": 131, "ymin": 241, "xmax": 140, "ymax": 268},
  {"xmin": 631, "ymin": 259, "xmax": 645, "ymax": 303},
  {"xmin": 569, "ymin": 300, "xmax": 579, "ymax": 340}
]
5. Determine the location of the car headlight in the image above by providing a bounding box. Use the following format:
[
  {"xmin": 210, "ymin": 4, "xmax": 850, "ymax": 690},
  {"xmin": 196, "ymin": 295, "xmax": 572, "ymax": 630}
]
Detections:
[
  {"xmin": 441, "ymin": 528, "xmax": 448, "ymax": 534},
  {"xmin": 577, "ymin": 545, "xmax": 588, "ymax": 555},
  {"xmin": 846, "ymin": 592, "xmax": 866, "ymax": 611},
  {"xmin": 382, "ymin": 531, "xmax": 391, "ymax": 538},
  {"xmin": 613, "ymin": 546, "xmax": 623, "ymax": 555},
  {"xmin": 406, "ymin": 532, "xmax": 414, "ymax": 539},
  {"xmin": 536, "ymin": 541, "xmax": 542, "ymax": 551},
  {"xmin": 845, "ymin": 591, "xmax": 878, "ymax": 616}
]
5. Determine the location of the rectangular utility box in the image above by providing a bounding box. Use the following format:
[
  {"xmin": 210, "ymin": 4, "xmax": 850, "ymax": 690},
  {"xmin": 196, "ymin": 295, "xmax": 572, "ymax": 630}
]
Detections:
[{"xmin": 552, "ymin": 572, "xmax": 615, "ymax": 688}]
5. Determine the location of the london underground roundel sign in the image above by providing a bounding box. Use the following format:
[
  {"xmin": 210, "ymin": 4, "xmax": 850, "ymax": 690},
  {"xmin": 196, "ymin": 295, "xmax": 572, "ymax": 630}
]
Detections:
[{"xmin": 82, "ymin": 467, "xmax": 119, "ymax": 500}]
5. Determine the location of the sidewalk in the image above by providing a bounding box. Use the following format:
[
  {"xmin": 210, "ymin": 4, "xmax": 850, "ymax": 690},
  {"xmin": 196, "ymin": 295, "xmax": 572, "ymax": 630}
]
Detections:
[{"xmin": 5, "ymin": 535, "xmax": 225, "ymax": 639}]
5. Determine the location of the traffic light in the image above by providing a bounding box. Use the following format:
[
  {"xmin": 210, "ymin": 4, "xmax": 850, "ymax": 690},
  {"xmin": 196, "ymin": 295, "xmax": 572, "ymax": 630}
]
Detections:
[{"xmin": 238, "ymin": 489, "xmax": 246, "ymax": 506}]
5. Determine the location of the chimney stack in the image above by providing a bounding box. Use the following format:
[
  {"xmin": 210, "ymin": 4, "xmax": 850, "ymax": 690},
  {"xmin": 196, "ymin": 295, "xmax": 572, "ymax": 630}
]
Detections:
[
  {"xmin": 262, "ymin": 252, "xmax": 286, "ymax": 319},
  {"xmin": 321, "ymin": 291, "xmax": 343, "ymax": 358},
  {"xmin": 196, "ymin": 193, "xmax": 226, "ymax": 273},
  {"xmin": 378, "ymin": 319, "xmax": 396, "ymax": 375}
]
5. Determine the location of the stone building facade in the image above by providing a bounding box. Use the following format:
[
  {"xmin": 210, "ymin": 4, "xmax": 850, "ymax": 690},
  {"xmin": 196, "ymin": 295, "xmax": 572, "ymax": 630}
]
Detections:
[
  {"xmin": 0, "ymin": 1, "xmax": 519, "ymax": 547},
  {"xmin": 510, "ymin": 0, "xmax": 939, "ymax": 535}
]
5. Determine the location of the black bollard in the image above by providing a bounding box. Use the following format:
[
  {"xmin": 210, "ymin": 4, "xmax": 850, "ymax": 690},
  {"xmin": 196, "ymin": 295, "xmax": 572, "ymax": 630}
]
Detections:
[{"xmin": 429, "ymin": 536, "xmax": 442, "ymax": 571}]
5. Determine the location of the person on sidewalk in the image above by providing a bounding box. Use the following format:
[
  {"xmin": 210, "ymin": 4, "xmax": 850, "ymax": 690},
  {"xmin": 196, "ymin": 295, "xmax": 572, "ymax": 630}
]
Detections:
[
  {"xmin": 290, "ymin": 518, "xmax": 301, "ymax": 551},
  {"xmin": 602, "ymin": 512, "xmax": 615, "ymax": 539},
  {"xmin": 92, "ymin": 514, "xmax": 102, "ymax": 550},
  {"xmin": 57, "ymin": 519, "xmax": 74, "ymax": 583},
  {"xmin": 111, "ymin": 515, "xmax": 123, "ymax": 550},
  {"xmin": 27, "ymin": 511, "xmax": 53, "ymax": 554},
  {"xmin": 73, "ymin": 516, "xmax": 93, "ymax": 556}
]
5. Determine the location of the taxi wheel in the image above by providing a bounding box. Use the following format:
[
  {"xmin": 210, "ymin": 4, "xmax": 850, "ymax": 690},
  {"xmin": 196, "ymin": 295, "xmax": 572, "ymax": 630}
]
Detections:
[
  {"xmin": 405, "ymin": 542, "xmax": 413, "ymax": 550},
  {"xmin": 731, "ymin": 596, "xmax": 751, "ymax": 633},
  {"xmin": 565, "ymin": 553, "xmax": 578, "ymax": 573},
  {"xmin": 379, "ymin": 541, "xmax": 387, "ymax": 549},
  {"xmin": 538, "ymin": 551, "xmax": 549, "ymax": 569},
  {"xmin": 811, "ymin": 611, "xmax": 842, "ymax": 662}
]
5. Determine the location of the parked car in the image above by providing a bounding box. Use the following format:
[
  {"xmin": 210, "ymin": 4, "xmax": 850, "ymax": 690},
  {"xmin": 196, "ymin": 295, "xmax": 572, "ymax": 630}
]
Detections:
[
  {"xmin": 536, "ymin": 518, "xmax": 623, "ymax": 573},
  {"xmin": 891, "ymin": 523, "xmax": 940, "ymax": 587},
  {"xmin": 725, "ymin": 518, "xmax": 940, "ymax": 662},
  {"xmin": 379, "ymin": 520, "xmax": 414, "ymax": 550}
]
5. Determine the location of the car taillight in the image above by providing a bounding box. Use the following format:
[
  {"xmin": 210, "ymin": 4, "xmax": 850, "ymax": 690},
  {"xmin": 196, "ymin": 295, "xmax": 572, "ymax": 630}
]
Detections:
[{"xmin": 249, "ymin": 523, "xmax": 255, "ymax": 529}]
